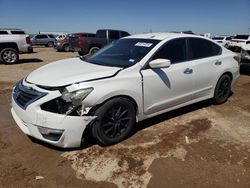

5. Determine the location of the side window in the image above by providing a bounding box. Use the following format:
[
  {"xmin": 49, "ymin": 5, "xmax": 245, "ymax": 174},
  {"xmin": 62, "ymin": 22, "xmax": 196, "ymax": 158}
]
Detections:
[
  {"xmin": 152, "ymin": 38, "xmax": 187, "ymax": 63},
  {"xmin": 121, "ymin": 31, "xmax": 129, "ymax": 37},
  {"xmin": 109, "ymin": 31, "xmax": 120, "ymax": 40},
  {"xmin": 0, "ymin": 31, "xmax": 8, "ymax": 34},
  {"xmin": 226, "ymin": 37, "xmax": 231, "ymax": 41},
  {"xmin": 188, "ymin": 38, "xmax": 222, "ymax": 60},
  {"xmin": 96, "ymin": 30, "xmax": 106, "ymax": 38},
  {"xmin": 11, "ymin": 30, "xmax": 25, "ymax": 34},
  {"xmin": 36, "ymin": 35, "xmax": 48, "ymax": 39},
  {"xmin": 48, "ymin": 34, "xmax": 55, "ymax": 38}
]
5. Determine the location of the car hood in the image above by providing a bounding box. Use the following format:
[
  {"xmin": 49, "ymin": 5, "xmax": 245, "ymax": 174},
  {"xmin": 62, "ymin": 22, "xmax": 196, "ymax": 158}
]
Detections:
[{"xmin": 26, "ymin": 58, "xmax": 122, "ymax": 87}]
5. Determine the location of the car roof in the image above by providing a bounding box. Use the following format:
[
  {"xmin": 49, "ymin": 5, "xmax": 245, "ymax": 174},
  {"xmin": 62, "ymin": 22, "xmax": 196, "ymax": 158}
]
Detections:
[{"xmin": 125, "ymin": 32, "xmax": 202, "ymax": 41}]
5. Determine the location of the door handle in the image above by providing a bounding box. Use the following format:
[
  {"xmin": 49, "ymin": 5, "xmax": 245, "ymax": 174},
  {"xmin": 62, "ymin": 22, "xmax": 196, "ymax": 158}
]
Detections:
[
  {"xmin": 184, "ymin": 68, "xmax": 193, "ymax": 74},
  {"xmin": 215, "ymin": 61, "xmax": 222, "ymax": 65}
]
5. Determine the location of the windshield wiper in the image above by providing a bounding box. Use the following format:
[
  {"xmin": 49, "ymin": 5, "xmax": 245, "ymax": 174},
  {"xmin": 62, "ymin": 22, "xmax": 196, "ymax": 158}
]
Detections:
[{"xmin": 80, "ymin": 55, "xmax": 89, "ymax": 62}]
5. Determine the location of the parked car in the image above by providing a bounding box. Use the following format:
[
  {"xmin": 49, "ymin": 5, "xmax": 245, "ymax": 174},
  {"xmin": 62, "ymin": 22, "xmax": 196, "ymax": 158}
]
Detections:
[
  {"xmin": 240, "ymin": 42, "xmax": 250, "ymax": 72},
  {"xmin": 11, "ymin": 33, "xmax": 240, "ymax": 148},
  {"xmin": 55, "ymin": 33, "xmax": 95, "ymax": 52},
  {"xmin": 69, "ymin": 29, "xmax": 130, "ymax": 56},
  {"xmin": 212, "ymin": 36, "xmax": 232, "ymax": 48},
  {"xmin": 56, "ymin": 34, "xmax": 67, "ymax": 41},
  {"xmin": 228, "ymin": 35, "xmax": 250, "ymax": 52},
  {"xmin": 0, "ymin": 28, "xmax": 33, "ymax": 64},
  {"xmin": 31, "ymin": 34, "xmax": 56, "ymax": 47}
]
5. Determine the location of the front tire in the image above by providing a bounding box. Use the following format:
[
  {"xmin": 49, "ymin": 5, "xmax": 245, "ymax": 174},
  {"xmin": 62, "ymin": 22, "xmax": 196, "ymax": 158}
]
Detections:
[
  {"xmin": 213, "ymin": 74, "xmax": 232, "ymax": 104},
  {"xmin": 0, "ymin": 48, "xmax": 19, "ymax": 64},
  {"xmin": 92, "ymin": 98, "xmax": 136, "ymax": 146}
]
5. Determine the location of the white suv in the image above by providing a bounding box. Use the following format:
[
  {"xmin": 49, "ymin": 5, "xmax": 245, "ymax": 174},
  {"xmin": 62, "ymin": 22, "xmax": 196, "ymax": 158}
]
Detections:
[
  {"xmin": 0, "ymin": 28, "xmax": 33, "ymax": 64},
  {"xmin": 11, "ymin": 33, "xmax": 240, "ymax": 148}
]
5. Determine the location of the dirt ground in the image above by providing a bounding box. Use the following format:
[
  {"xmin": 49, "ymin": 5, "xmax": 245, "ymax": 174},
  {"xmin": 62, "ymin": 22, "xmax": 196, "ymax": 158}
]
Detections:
[{"xmin": 0, "ymin": 47, "xmax": 250, "ymax": 188}]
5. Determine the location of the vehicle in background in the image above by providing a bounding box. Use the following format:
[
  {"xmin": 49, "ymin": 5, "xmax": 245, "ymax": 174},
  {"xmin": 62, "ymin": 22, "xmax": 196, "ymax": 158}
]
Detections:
[
  {"xmin": 56, "ymin": 34, "xmax": 67, "ymax": 41},
  {"xmin": 31, "ymin": 34, "xmax": 56, "ymax": 47},
  {"xmin": 11, "ymin": 33, "xmax": 239, "ymax": 147},
  {"xmin": 240, "ymin": 42, "xmax": 250, "ymax": 72},
  {"xmin": 55, "ymin": 33, "xmax": 95, "ymax": 52},
  {"xmin": 212, "ymin": 36, "xmax": 232, "ymax": 48},
  {"xmin": 228, "ymin": 35, "xmax": 250, "ymax": 52},
  {"xmin": 0, "ymin": 28, "xmax": 33, "ymax": 64},
  {"xmin": 69, "ymin": 29, "xmax": 130, "ymax": 56}
]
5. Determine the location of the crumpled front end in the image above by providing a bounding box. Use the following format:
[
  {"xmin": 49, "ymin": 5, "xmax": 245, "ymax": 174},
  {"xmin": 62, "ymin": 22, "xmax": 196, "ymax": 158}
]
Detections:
[{"xmin": 11, "ymin": 80, "xmax": 96, "ymax": 148}]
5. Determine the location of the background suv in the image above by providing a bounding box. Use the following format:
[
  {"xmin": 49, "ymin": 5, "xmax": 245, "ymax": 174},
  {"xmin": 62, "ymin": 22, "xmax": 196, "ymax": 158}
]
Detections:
[{"xmin": 31, "ymin": 34, "xmax": 56, "ymax": 47}]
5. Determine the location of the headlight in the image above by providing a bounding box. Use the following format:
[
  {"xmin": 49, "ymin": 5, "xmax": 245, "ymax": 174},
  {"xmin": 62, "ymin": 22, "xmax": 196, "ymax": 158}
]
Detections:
[{"xmin": 61, "ymin": 87, "xmax": 93, "ymax": 115}]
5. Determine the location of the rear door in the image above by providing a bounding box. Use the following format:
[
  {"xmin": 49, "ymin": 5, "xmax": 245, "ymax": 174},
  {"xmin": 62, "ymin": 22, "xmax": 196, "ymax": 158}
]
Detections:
[
  {"xmin": 141, "ymin": 38, "xmax": 195, "ymax": 115},
  {"xmin": 187, "ymin": 37, "xmax": 222, "ymax": 100}
]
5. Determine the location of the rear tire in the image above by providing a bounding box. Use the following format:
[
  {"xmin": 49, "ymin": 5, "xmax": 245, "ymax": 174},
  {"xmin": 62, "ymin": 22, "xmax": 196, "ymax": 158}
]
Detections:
[
  {"xmin": 78, "ymin": 51, "xmax": 87, "ymax": 56},
  {"xmin": 91, "ymin": 98, "xmax": 135, "ymax": 146},
  {"xmin": 89, "ymin": 47, "xmax": 100, "ymax": 55},
  {"xmin": 0, "ymin": 48, "xmax": 19, "ymax": 64},
  {"xmin": 47, "ymin": 42, "xmax": 54, "ymax": 47},
  {"xmin": 213, "ymin": 74, "xmax": 232, "ymax": 104},
  {"xmin": 63, "ymin": 44, "xmax": 70, "ymax": 52}
]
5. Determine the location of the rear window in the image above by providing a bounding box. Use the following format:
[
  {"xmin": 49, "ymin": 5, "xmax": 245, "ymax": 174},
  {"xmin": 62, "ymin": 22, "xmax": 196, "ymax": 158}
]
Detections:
[
  {"xmin": 121, "ymin": 31, "xmax": 130, "ymax": 37},
  {"xmin": 11, "ymin": 30, "xmax": 25, "ymax": 34},
  {"xmin": 234, "ymin": 35, "xmax": 249, "ymax": 40},
  {"xmin": 188, "ymin": 38, "xmax": 222, "ymax": 60},
  {"xmin": 109, "ymin": 31, "xmax": 120, "ymax": 40},
  {"xmin": 0, "ymin": 31, "xmax": 8, "ymax": 34}
]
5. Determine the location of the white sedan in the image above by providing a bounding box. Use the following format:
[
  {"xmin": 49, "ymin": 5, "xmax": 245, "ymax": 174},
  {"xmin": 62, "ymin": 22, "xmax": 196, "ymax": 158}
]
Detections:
[{"xmin": 11, "ymin": 33, "xmax": 240, "ymax": 148}]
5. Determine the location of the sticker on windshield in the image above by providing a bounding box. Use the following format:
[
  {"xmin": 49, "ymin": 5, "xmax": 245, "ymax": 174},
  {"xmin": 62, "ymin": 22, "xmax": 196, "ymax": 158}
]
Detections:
[
  {"xmin": 135, "ymin": 42, "xmax": 153, "ymax": 47},
  {"xmin": 129, "ymin": 59, "xmax": 135, "ymax": 63}
]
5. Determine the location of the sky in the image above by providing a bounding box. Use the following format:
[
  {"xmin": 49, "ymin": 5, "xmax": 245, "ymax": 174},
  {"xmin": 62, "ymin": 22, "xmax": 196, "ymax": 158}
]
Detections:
[{"xmin": 0, "ymin": 0, "xmax": 249, "ymax": 36}]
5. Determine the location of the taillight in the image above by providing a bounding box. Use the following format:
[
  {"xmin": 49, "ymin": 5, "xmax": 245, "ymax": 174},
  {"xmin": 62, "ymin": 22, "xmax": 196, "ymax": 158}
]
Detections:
[
  {"xmin": 234, "ymin": 55, "xmax": 241, "ymax": 64},
  {"xmin": 26, "ymin": 37, "xmax": 31, "ymax": 44},
  {"xmin": 78, "ymin": 38, "xmax": 84, "ymax": 48}
]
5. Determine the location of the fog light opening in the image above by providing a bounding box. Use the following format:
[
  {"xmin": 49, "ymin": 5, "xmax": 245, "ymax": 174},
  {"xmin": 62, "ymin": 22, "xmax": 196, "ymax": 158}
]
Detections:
[{"xmin": 38, "ymin": 126, "xmax": 64, "ymax": 141}]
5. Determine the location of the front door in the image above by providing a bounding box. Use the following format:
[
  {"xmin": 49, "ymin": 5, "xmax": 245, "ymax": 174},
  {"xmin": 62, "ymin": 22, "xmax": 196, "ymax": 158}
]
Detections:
[{"xmin": 141, "ymin": 38, "xmax": 195, "ymax": 116}]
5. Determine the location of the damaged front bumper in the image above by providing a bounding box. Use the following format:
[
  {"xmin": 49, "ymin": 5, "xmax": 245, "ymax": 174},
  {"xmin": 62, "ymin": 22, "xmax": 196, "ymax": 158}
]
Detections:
[{"xmin": 11, "ymin": 81, "xmax": 96, "ymax": 148}]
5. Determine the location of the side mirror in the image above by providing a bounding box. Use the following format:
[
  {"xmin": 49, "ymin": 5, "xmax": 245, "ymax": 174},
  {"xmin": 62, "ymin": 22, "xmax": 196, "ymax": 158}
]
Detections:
[{"xmin": 149, "ymin": 59, "xmax": 171, "ymax": 69}]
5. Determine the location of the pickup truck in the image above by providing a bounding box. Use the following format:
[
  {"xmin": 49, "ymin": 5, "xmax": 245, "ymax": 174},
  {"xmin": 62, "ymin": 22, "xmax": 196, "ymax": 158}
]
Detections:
[
  {"xmin": 69, "ymin": 29, "xmax": 130, "ymax": 56},
  {"xmin": 0, "ymin": 28, "xmax": 33, "ymax": 64}
]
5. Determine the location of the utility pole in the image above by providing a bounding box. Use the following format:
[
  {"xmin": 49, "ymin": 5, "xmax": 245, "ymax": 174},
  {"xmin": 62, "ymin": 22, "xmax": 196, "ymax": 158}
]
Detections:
[{"xmin": 248, "ymin": 28, "xmax": 250, "ymax": 34}]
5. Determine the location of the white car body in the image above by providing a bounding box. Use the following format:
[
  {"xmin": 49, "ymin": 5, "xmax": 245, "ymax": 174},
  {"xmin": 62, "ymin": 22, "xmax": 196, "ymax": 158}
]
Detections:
[
  {"xmin": 241, "ymin": 43, "xmax": 250, "ymax": 60},
  {"xmin": 228, "ymin": 35, "xmax": 250, "ymax": 49},
  {"xmin": 11, "ymin": 33, "xmax": 240, "ymax": 148},
  {"xmin": 56, "ymin": 34, "xmax": 67, "ymax": 41},
  {"xmin": 212, "ymin": 36, "xmax": 232, "ymax": 47},
  {"xmin": 0, "ymin": 29, "xmax": 33, "ymax": 53}
]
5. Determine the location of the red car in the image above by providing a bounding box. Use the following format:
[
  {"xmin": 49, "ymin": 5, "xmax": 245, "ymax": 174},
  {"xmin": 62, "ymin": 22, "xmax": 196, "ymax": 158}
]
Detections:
[{"xmin": 55, "ymin": 33, "xmax": 95, "ymax": 52}]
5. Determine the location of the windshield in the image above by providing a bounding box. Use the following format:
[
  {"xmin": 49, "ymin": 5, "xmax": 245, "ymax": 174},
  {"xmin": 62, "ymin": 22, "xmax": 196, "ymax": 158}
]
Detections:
[
  {"xmin": 85, "ymin": 38, "xmax": 160, "ymax": 68},
  {"xmin": 212, "ymin": 37, "xmax": 224, "ymax": 40}
]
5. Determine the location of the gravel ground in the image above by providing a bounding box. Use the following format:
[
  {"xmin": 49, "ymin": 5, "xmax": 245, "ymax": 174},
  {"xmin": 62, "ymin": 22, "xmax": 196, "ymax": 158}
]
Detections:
[{"xmin": 0, "ymin": 47, "xmax": 250, "ymax": 188}]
